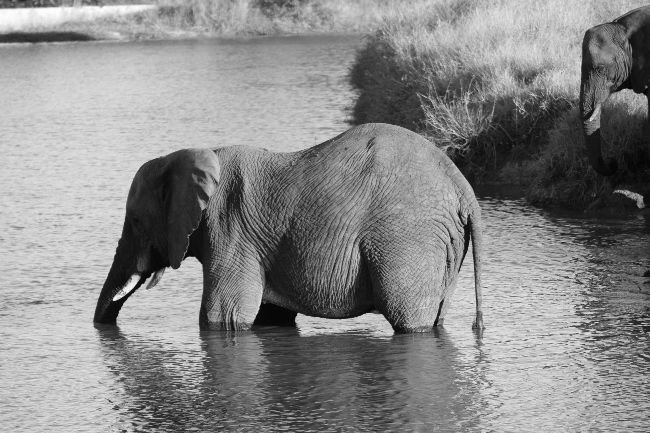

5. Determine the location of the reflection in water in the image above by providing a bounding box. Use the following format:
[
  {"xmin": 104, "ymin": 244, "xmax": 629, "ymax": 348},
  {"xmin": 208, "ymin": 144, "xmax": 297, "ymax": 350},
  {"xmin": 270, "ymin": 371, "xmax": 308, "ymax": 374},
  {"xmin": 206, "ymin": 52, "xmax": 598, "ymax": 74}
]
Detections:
[{"xmin": 96, "ymin": 326, "xmax": 488, "ymax": 431}]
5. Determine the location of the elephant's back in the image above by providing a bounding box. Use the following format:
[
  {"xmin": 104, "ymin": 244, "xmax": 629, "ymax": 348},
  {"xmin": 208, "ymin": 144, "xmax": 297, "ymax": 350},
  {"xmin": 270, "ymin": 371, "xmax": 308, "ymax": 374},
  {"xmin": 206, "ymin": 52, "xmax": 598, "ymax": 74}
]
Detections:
[
  {"xmin": 285, "ymin": 122, "xmax": 474, "ymax": 233},
  {"xmin": 336, "ymin": 123, "xmax": 468, "ymax": 194},
  {"xmin": 285, "ymin": 123, "xmax": 473, "ymax": 211},
  {"xmin": 307, "ymin": 122, "xmax": 441, "ymax": 158},
  {"xmin": 300, "ymin": 123, "xmax": 456, "ymax": 178}
]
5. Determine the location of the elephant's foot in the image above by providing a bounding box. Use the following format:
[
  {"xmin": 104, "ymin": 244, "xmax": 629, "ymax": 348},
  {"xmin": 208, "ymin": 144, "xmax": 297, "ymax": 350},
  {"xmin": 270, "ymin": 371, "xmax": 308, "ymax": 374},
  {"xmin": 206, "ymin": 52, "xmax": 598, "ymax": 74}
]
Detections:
[
  {"xmin": 199, "ymin": 307, "xmax": 255, "ymax": 331},
  {"xmin": 199, "ymin": 319, "xmax": 254, "ymax": 331},
  {"xmin": 253, "ymin": 303, "xmax": 298, "ymax": 327}
]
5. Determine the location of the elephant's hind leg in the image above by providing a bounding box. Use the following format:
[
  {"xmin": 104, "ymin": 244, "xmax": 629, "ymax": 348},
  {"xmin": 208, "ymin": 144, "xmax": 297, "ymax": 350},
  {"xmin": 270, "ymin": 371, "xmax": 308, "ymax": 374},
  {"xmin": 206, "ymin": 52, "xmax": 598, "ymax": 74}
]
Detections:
[{"xmin": 364, "ymin": 246, "xmax": 445, "ymax": 333}]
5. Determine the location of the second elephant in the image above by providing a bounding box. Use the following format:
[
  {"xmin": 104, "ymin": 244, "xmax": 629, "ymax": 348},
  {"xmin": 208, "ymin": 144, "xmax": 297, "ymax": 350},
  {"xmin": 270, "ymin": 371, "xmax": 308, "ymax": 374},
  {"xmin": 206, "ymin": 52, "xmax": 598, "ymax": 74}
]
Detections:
[
  {"xmin": 580, "ymin": 6, "xmax": 650, "ymax": 175},
  {"xmin": 93, "ymin": 123, "xmax": 484, "ymax": 333}
]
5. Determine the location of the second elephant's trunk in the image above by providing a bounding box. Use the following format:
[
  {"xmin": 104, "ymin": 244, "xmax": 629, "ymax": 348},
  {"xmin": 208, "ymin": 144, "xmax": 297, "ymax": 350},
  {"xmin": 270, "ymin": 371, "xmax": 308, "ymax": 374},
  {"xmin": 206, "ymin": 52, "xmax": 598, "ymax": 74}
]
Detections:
[
  {"xmin": 582, "ymin": 115, "xmax": 617, "ymax": 176},
  {"xmin": 579, "ymin": 72, "xmax": 618, "ymax": 176}
]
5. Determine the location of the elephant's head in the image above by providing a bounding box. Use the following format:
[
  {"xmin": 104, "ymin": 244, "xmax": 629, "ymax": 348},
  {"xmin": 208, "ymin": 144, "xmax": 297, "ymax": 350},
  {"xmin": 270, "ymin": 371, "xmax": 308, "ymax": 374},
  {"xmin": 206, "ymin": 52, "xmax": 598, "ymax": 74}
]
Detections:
[
  {"xmin": 579, "ymin": 23, "xmax": 632, "ymax": 176},
  {"xmin": 94, "ymin": 149, "xmax": 220, "ymax": 324}
]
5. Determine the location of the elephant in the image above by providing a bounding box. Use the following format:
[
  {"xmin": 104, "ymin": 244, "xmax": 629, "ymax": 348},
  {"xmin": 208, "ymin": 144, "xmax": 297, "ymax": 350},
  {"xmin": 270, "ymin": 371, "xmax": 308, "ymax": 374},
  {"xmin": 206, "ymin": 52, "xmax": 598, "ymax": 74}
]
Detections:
[
  {"xmin": 580, "ymin": 6, "xmax": 650, "ymax": 176},
  {"xmin": 93, "ymin": 123, "xmax": 484, "ymax": 333}
]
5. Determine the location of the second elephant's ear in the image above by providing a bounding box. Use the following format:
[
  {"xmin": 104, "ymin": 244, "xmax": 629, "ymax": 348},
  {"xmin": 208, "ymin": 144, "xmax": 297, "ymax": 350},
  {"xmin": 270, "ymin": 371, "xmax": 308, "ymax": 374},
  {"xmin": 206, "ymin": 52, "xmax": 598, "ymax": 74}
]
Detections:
[{"xmin": 163, "ymin": 149, "xmax": 220, "ymax": 269}]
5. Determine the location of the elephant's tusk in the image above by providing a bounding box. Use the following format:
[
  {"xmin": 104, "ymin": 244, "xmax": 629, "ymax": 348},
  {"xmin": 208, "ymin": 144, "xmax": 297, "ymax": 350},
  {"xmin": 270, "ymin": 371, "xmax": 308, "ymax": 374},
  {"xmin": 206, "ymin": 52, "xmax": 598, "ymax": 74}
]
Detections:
[
  {"xmin": 587, "ymin": 105, "xmax": 601, "ymax": 122},
  {"xmin": 613, "ymin": 189, "xmax": 645, "ymax": 208},
  {"xmin": 145, "ymin": 269, "xmax": 165, "ymax": 290},
  {"xmin": 112, "ymin": 273, "xmax": 142, "ymax": 301}
]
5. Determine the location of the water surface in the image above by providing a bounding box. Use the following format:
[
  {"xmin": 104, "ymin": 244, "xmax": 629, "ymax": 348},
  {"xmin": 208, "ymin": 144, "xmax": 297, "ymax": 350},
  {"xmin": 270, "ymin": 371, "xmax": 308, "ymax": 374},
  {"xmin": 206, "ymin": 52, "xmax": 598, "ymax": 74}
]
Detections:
[{"xmin": 0, "ymin": 36, "xmax": 649, "ymax": 432}]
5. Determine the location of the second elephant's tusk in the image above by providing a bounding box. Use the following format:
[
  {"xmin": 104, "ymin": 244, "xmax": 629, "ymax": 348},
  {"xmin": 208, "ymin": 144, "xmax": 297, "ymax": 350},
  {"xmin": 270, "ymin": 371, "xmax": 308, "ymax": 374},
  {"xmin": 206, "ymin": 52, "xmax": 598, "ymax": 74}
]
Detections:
[
  {"xmin": 112, "ymin": 273, "xmax": 142, "ymax": 301},
  {"xmin": 587, "ymin": 105, "xmax": 601, "ymax": 122},
  {"xmin": 613, "ymin": 189, "xmax": 646, "ymax": 208}
]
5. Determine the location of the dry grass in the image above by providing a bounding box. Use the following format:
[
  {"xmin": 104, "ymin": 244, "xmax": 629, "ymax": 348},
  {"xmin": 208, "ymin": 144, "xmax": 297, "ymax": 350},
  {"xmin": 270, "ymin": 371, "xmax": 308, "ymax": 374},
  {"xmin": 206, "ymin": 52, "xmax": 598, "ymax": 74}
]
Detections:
[
  {"xmin": 59, "ymin": 0, "xmax": 411, "ymax": 38},
  {"xmin": 350, "ymin": 0, "xmax": 649, "ymax": 207}
]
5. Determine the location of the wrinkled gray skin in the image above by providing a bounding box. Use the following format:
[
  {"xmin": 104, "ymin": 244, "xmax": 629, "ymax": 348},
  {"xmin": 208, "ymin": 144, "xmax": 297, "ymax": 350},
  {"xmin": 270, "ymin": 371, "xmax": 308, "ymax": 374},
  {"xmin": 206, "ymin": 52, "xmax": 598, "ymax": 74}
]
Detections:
[
  {"xmin": 581, "ymin": 6, "xmax": 650, "ymax": 176},
  {"xmin": 94, "ymin": 123, "xmax": 484, "ymax": 333}
]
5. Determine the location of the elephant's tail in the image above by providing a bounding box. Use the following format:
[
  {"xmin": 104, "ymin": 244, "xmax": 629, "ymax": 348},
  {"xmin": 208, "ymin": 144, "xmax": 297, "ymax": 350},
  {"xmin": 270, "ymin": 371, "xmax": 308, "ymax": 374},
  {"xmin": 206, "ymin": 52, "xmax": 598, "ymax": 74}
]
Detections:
[{"xmin": 468, "ymin": 206, "xmax": 484, "ymax": 331}]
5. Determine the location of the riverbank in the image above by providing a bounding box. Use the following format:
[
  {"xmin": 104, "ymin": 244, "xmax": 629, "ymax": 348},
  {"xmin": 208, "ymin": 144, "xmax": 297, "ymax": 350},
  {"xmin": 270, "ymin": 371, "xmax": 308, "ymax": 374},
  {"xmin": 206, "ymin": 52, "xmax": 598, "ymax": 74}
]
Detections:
[
  {"xmin": 349, "ymin": 0, "xmax": 649, "ymax": 211},
  {"xmin": 0, "ymin": 0, "xmax": 409, "ymax": 41}
]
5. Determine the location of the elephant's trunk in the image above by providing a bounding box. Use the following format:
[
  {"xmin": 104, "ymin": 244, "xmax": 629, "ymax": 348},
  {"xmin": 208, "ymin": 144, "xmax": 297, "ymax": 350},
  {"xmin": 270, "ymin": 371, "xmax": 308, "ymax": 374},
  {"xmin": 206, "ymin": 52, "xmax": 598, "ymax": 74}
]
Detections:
[
  {"xmin": 579, "ymin": 74, "xmax": 617, "ymax": 176},
  {"xmin": 93, "ymin": 238, "xmax": 144, "ymax": 324},
  {"xmin": 581, "ymin": 111, "xmax": 618, "ymax": 176}
]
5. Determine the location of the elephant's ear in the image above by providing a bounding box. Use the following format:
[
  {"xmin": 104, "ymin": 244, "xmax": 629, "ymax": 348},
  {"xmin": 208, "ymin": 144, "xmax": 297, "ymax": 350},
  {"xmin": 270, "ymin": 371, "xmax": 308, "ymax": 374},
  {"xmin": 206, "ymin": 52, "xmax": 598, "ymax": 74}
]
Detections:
[
  {"xmin": 628, "ymin": 32, "xmax": 648, "ymax": 93},
  {"xmin": 164, "ymin": 149, "xmax": 220, "ymax": 269}
]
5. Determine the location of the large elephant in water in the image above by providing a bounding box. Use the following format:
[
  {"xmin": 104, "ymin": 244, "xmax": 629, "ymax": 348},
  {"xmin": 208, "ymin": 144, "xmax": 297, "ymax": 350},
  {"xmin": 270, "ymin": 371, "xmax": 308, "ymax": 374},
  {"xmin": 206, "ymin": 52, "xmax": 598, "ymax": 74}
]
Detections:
[
  {"xmin": 580, "ymin": 6, "xmax": 650, "ymax": 175},
  {"xmin": 93, "ymin": 123, "xmax": 484, "ymax": 333}
]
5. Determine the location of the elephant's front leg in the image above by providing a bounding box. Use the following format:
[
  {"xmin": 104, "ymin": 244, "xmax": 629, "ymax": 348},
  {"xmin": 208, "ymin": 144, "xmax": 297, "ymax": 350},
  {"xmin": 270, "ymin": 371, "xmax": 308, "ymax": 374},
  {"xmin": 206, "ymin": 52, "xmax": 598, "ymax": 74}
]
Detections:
[{"xmin": 199, "ymin": 253, "xmax": 264, "ymax": 331}]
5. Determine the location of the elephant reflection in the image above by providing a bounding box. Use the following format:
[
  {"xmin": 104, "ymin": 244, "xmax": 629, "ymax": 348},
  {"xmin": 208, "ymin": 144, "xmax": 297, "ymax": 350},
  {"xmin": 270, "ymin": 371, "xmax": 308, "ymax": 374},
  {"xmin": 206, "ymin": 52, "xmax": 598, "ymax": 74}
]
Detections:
[
  {"xmin": 234, "ymin": 329, "xmax": 489, "ymax": 430},
  {"xmin": 96, "ymin": 326, "xmax": 270, "ymax": 431},
  {"xmin": 95, "ymin": 326, "xmax": 488, "ymax": 431}
]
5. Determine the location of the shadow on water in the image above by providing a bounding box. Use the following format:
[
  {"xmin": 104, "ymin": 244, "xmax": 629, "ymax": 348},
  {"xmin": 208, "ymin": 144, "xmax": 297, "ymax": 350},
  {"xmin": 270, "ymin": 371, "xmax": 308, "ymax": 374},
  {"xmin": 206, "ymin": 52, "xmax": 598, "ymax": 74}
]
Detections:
[{"xmin": 95, "ymin": 325, "xmax": 490, "ymax": 431}]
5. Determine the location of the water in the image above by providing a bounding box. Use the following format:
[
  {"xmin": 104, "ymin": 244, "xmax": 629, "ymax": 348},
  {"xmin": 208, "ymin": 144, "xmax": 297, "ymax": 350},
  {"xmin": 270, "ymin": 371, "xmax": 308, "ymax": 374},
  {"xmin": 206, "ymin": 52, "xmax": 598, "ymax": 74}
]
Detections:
[{"xmin": 1, "ymin": 36, "xmax": 649, "ymax": 432}]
